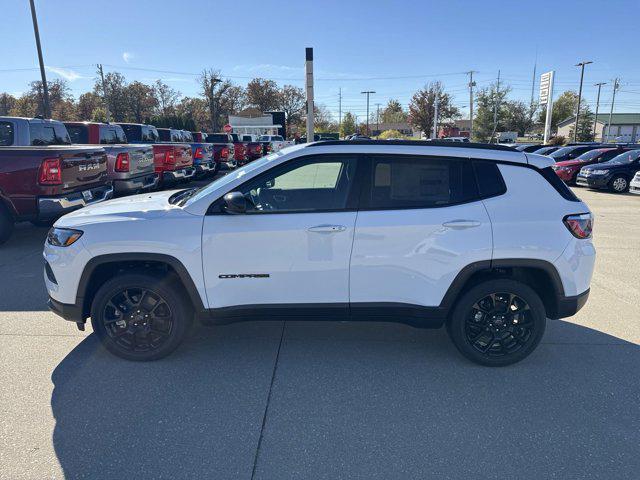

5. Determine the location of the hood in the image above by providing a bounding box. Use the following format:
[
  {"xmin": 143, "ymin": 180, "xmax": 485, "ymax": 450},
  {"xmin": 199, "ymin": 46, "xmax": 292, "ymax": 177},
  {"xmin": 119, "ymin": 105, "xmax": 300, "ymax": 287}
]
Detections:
[
  {"xmin": 55, "ymin": 190, "xmax": 184, "ymax": 228},
  {"xmin": 555, "ymin": 159, "xmax": 584, "ymax": 167}
]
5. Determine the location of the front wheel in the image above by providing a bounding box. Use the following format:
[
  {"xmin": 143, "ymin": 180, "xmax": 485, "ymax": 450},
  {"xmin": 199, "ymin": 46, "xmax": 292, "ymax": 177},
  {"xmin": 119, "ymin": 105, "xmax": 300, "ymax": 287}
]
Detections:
[
  {"xmin": 90, "ymin": 272, "xmax": 192, "ymax": 361},
  {"xmin": 609, "ymin": 175, "xmax": 629, "ymax": 193},
  {"xmin": 447, "ymin": 279, "xmax": 546, "ymax": 366}
]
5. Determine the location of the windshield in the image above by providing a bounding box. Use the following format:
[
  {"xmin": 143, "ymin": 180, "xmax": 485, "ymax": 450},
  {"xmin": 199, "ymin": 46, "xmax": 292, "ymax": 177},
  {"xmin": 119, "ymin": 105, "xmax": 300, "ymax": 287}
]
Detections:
[
  {"xmin": 259, "ymin": 135, "xmax": 270, "ymax": 141},
  {"xmin": 207, "ymin": 134, "xmax": 228, "ymax": 143},
  {"xmin": 181, "ymin": 145, "xmax": 305, "ymax": 207},
  {"xmin": 577, "ymin": 149, "xmax": 611, "ymax": 161},
  {"xmin": 607, "ymin": 150, "xmax": 640, "ymax": 164},
  {"xmin": 548, "ymin": 147, "xmax": 575, "ymax": 159},
  {"xmin": 534, "ymin": 146, "xmax": 556, "ymax": 155}
]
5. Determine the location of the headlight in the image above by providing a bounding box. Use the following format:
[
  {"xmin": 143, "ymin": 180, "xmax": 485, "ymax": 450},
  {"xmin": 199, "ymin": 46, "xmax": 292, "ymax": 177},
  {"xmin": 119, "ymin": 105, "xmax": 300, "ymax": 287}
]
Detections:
[
  {"xmin": 590, "ymin": 169, "xmax": 608, "ymax": 175},
  {"xmin": 47, "ymin": 228, "xmax": 83, "ymax": 247}
]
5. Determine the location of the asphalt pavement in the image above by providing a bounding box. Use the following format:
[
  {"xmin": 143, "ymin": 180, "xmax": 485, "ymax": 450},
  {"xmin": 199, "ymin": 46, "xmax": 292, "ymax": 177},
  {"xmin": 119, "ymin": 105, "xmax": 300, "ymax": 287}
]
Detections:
[{"xmin": 0, "ymin": 187, "xmax": 638, "ymax": 480}]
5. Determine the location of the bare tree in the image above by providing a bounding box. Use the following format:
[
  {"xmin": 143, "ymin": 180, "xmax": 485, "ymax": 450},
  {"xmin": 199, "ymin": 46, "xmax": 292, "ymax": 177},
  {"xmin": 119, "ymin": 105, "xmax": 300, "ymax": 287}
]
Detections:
[
  {"xmin": 153, "ymin": 80, "xmax": 180, "ymax": 116},
  {"xmin": 278, "ymin": 85, "xmax": 305, "ymax": 130}
]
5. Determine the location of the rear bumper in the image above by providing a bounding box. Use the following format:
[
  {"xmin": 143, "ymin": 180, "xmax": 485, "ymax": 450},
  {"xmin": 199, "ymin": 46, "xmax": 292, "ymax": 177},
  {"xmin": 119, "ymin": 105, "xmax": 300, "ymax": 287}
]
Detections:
[
  {"xmin": 195, "ymin": 162, "xmax": 214, "ymax": 174},
  {"xmin": 162, "ymin": 167, "xmax": 196, "ymax": 183},
  {"xmin": 552, "ymin": 288, "xmax": 590, "ymax": 319},
  {"xmin": 113, "ymin": 173, "xmax": 158, "ymax": 194},
  {"xmin": 47, "ymin": 295, "xmax": 83, "ymax": 323},
  {"xmin": 576, "ymin": 175, "xmax": 609, "ymax": 188},
  {"xmin": 38, "ymin": 185, "xmax": 113, "ymax": 220}
]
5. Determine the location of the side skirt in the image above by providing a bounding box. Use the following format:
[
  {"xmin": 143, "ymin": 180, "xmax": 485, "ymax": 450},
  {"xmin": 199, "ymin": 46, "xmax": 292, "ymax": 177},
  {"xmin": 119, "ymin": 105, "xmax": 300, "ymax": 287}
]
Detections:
[{"xmin": 203, "ymin": 302, "xmax": 446, "ymax": 329}]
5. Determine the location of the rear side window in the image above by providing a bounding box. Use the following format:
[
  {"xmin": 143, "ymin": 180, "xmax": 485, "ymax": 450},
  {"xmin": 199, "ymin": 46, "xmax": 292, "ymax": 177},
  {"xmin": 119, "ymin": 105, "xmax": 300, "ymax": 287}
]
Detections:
[
  {"xmin": 0, "ymin": 122, "xmax": 14, "ymax": 146},
  {"xmin": 142, "ymin": 126, "xmax": 159, "ymax": 142},
  {"xmin": 539, "ymin": 167, "xmax": 580, "ymax": 201},
  {"xmin": 66, "ymin": 124, "xmax": 89, "ymax": 144},
  {"xmin": 364, "ymin": 156, "xmax": 478, "ymax": 209},
  {"xmin": 472, "ymin": 160, "xmax": 507, "ymax": 198}
]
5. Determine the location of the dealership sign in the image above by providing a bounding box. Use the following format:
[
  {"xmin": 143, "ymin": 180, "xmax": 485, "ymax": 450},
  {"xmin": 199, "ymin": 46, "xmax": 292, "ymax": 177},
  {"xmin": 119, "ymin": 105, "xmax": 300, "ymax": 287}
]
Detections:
[{"xmin": 539, "ymin": 71, "xmax": 553, "ymax": 106}]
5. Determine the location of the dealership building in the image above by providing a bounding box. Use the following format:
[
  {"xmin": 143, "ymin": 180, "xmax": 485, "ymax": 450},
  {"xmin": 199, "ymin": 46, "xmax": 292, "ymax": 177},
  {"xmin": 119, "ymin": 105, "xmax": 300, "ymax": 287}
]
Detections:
[{"xmin": 556, "ymin": 113, "xmax": 640, "ymax": 142}]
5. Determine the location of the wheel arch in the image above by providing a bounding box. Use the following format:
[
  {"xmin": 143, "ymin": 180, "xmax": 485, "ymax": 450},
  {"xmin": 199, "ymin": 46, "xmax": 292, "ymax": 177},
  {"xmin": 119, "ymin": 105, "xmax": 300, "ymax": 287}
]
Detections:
[
  {"xmin": 77, "ymin": 253, "xmax": 206, "ymax": 320},
  {"xmin": 440, "ymin": 259, "xmax": 566, "ymax": 320}
]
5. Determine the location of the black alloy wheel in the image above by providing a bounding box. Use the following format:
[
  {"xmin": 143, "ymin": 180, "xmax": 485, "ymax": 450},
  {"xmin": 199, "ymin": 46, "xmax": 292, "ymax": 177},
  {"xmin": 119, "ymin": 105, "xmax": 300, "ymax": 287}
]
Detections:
[{"xmin": 447, "ymin": 279, "xmax": 546, "ymax": 366}]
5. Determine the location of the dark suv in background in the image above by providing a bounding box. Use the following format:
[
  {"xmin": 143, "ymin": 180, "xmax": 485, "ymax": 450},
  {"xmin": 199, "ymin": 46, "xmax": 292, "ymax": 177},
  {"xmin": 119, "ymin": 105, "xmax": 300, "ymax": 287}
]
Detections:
[{"xmin": 576, "ymin": 149, "xmax": 640, "ymax": 192}]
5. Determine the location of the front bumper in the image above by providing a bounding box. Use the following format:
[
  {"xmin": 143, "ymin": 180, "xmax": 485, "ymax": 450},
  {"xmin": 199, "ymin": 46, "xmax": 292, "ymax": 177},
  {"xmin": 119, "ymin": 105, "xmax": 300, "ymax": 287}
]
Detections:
[
  {"xmin": 553, "ymin": 168, "xmax": 578, "ymax": 183},
  {"xmin": 113, "ymin": 173, "xmax": 158, "ymax": 194},
  {"xmin": 162, "ymin": 167, "xmax": 196, "ymax": 183},
  {"xmin": 629, "ymin": 179, "xmax": 640, "ymax": 194},
  {"xmin": 576, "ymin": 174, "xmax": 610, "ymax": 188},
  {"xmin": 38, "ymin": 185, "xmax": 113, "ymax": 220},
  {"xmin": 47, "ymin": 295, "xmax": 83, "ymax": 323}
]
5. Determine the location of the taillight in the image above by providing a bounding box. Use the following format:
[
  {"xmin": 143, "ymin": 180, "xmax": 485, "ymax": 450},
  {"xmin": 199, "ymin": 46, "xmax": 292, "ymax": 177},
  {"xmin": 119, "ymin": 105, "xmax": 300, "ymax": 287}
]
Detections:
[
  {"xmin": 194, "ymin": 147, "xmax": 204, "ymax": 159},
  {"xmin": 563, "ymin": 213, "xmax": 593, "ymax": 239},
  {"xmin": 38, "ymin": 158, "xmax": 62, "ymax": 185},
  {"xmin": 253, "ymin": 145, "xmax": 261, "ymax": 153},
  {"xmin": 266, "ymin": 144, "xmax": 272, "ymax": 152},
  {"xmin": 164, "ymin": 151, "xmax": 175, "ymax": 165},
  {"xmin": 221, "ymin": 147, "xmax": 229, "ymax": 159},
  {"xmin": 115, "ymin": 152, "xmax": 130, "ymax": 172}
]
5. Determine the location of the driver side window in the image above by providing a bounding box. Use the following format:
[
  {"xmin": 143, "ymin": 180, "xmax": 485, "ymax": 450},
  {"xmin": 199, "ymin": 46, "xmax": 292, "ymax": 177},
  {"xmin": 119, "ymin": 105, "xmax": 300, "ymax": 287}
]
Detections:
[{"xmin": 237, "ymin": 155, "xmax": 357, "ymax": 213}]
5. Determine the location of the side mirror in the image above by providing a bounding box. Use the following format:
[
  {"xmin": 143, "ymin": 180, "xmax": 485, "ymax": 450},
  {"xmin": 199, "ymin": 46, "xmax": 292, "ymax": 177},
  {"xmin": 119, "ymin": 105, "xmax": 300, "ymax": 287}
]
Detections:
[{"xmin": 223, "ymin": 191, "xmax": 247, "ymax": 214}]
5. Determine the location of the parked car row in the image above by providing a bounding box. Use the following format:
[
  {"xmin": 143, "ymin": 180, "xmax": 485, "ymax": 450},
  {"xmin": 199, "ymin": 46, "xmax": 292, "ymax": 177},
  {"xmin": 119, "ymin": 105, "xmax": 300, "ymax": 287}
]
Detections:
[
  {"xmin": 0, "ymin": 116, "xmax": 270, "ymax": 244},
  {"xmin": 514, "ymin": 142, "xmax": 640, "ymax": 194}
]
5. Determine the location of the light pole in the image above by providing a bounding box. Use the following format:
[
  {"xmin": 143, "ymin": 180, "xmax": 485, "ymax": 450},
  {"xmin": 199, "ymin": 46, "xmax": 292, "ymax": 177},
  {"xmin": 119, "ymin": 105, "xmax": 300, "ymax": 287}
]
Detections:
[
  {"xmin": 29, "ymin": 0, "xmax": 50, "ymax": 118},
  {"xmin": 573, "ymin": 61, "xmax": 593, "ymax": 142},
  {"xmin": 361, "ymin": 91, "xmax": 375, "ymax": 136},
  {"xmin": 593, "ymin": 82, "xmax": 606, "ymax": 141}
]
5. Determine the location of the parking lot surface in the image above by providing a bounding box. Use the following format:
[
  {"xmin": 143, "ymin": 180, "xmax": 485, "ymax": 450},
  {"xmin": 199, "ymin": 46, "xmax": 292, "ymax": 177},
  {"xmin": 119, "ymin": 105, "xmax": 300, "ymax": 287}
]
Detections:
[{"xmin": 0, "ymin": 187, "xmax": 638, "ymax": 479}]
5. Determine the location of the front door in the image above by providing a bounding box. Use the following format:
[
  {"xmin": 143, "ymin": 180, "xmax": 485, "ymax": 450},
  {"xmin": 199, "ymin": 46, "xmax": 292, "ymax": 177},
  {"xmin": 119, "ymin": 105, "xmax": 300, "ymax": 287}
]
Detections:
[{"xmin": 202, "ymin": 154, "xmax": 360, "ymax": 312}]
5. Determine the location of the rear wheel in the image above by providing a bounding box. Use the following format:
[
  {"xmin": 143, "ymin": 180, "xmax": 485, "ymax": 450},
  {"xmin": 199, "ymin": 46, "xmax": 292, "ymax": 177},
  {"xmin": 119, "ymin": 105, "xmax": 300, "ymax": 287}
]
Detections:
[
  {"xmin": 609, "ymin": 175, "xmax": 629, "ymax": 193},
  {"xmin": 447, "ymin": 279, "xmax": 546, "ymax": 366},
  {"xmin": 90, "ymin": 272, "xmax": 192, "ymax": 361},
  {"xmin": 0, "ymin": 204, "xmax": 14, "ymax": 245}
]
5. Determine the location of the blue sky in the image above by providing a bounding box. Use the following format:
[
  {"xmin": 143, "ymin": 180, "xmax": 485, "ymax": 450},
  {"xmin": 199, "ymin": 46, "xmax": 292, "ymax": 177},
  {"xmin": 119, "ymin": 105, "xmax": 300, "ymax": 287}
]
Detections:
[{"xmin": 2, "ymin": 0, "xmax": 640, "ymax": 120}]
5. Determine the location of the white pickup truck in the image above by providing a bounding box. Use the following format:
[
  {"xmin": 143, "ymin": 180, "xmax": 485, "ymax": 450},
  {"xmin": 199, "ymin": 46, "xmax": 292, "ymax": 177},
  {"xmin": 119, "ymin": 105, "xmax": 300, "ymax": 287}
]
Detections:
[{"xmin": 258, "ymin": 135, "xmax": 292, "ymax": 153}]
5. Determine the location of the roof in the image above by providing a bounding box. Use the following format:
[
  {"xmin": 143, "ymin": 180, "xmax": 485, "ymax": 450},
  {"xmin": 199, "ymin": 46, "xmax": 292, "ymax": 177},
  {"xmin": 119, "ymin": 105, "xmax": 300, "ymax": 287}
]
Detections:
[
  {"xmin": 308, "ymin": 139, "xmax": 516, "ymax": 152},
  {"xmin": 557, "ymin": 113, "xmax": 640, "ymax": 127}
]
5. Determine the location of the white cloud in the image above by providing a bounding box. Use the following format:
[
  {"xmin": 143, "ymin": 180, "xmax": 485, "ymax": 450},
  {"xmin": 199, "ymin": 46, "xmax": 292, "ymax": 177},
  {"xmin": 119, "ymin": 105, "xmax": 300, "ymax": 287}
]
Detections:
[
  {"xmin": 122, "ymin": 51, "xmax": 134, "ymax": 63},
  {"xmin": 44, "ymin": 66, "xmax": 84, "ymax": 81}
]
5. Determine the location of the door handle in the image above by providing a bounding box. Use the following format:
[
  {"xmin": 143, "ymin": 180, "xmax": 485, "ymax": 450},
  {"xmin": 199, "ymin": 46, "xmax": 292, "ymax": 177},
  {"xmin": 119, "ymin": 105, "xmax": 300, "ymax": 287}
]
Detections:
[
  {"xmin": 442, "ymin": 220, "xmax": 481, "ymax": 229},
  {"xmin": 308, "ymin": 225, "xmax": 347, "ymax": 233}
]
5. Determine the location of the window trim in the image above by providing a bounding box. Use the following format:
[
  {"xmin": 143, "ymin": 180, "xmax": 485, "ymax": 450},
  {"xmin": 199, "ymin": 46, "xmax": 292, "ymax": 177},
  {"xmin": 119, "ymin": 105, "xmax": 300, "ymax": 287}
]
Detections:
[
  {"xmin": 206, "ymin": 153, "xmax": 364, "ymax": 215},
  {"xmin": 357, "ymin": 154, "xmax": 499, "ymax": 212}
]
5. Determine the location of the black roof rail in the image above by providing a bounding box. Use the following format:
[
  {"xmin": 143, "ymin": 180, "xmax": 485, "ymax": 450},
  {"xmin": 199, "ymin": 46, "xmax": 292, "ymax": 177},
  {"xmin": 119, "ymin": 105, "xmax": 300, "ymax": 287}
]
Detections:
[{"xmin": 306, "ymin": 139, "xmax": 517, "ymax": 152}]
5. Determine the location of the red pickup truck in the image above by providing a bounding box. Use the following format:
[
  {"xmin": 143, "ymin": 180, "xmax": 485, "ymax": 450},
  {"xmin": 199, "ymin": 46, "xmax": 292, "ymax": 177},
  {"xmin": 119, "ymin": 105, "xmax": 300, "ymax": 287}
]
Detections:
[
  {"xmin": 117, "ymin": 123, "xmax": 194, "ymax": 186},
  {"xmin": 64, "ymin": 122, "xmax": 157, "ymax": 195}
]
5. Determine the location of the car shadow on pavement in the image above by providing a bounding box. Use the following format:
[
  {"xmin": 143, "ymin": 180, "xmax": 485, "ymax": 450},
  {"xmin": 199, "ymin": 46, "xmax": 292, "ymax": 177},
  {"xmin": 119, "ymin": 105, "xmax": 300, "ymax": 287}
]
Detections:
[{"xmin": 51, "ymin": 319, "xmax": 639, "ymax": 480}]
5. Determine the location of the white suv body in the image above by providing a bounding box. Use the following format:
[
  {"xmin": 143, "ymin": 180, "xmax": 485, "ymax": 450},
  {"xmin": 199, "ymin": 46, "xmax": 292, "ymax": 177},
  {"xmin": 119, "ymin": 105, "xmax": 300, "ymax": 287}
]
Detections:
[{"xmin": 44, "ymin": 141, "xmax": 595, "ymax": 365}]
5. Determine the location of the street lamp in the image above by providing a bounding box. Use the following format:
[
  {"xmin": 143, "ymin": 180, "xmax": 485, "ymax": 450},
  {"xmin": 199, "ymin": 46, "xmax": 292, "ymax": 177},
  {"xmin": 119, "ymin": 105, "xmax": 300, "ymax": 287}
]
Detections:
[
  {"xmin": 361, "ymin": 91, "xmax": 375, "ymax": 136},
  {"xmin": 573, "ymin": 61, "xmax": 593, "ymax": 142}
]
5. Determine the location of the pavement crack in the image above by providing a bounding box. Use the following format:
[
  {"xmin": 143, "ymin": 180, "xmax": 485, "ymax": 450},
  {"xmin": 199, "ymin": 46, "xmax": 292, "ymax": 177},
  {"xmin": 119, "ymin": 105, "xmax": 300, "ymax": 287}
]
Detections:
[{"xmin": 250, "ymin": 320, "xmax": 286, "ymax": 480}]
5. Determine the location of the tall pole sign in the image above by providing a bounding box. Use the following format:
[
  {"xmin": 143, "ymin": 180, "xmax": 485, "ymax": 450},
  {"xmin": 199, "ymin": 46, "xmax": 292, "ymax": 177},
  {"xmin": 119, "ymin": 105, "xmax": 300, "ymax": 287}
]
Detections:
[
  {"xmin": 539, "ymin": 71, "xmax": 555, "ymax": 144},
  {"xmin": 29, "ymin": 0, "xmax": 50, "ymax": 118},
  {"xmin": 305, "ymin": 48, "xmax": 314, "ymax": 142}
]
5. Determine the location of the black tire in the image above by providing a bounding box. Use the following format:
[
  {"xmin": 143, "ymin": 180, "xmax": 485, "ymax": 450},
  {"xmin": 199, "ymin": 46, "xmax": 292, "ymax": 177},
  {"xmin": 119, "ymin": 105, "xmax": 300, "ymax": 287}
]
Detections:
[
  {"xmin": 0, "ymin": 204, "xmax": 14, "ymax": 245},
  {"xmin": 446, "ymin": 279, "xmax": 546, "ymax": 367},
  {"xmin": 90, "ymin": 272, "xmax": 193, "ymax": 361},
  {"xmin": 609, "ymin": 175, "xmax": 629, "ymax": 193}
]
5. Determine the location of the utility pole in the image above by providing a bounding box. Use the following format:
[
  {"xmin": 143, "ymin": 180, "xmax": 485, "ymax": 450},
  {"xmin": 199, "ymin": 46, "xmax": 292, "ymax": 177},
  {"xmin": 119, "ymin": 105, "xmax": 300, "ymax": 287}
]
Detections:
[
  {"xmin": 29, "ymin": 0, "xmax": 50, "ymax": 118},
  {"xmin": 375, "ymin": 103, "xmax": 381, "ymax": 136},
  {"xmin": 491, "ymin": 70, "xmax": 501, "ymax": 142},
  {"xmin": 432, "ymin": 96, "xmax": 439, "ymax": 139},
  {"xmin": 209, "ymin": 76, "xmax": 221, "ymax": 132},
  {"xmin": 606, "ymin": 78, "xmax": 620, "ymax": 142},
  {"xmin": 361, "ymin": 90, "xmax": 375, "ymax": 136},
  {"xmin": 338, "ymin": 88, "xmax": 342, "ymax": 135},
  {"xmin": 593, "ymin": 82, "xmax": 606, "ymax": 141},
  {"xmin": 573, "ymin": 60, "xmax": 593, "ymax": 142},
  {"xmin": 305, "ymin": 48, "xmax": 314, "ymax": 142},
  {"xmin": 97, "ymin": 64, "xmax": 111, "ymax": 122},
  {"xmin": 468, "ymin": 71, "xmax": 476, "ymax": 140}
]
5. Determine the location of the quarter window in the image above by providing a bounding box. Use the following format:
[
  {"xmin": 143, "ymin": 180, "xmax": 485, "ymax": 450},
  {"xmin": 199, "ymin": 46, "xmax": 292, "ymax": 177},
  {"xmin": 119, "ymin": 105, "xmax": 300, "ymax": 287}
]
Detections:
[
  {"xmin": 0, "ymin": 122, "xmax": 14, "ymax": 146},
  {"xmin": 365, "ymin": 155, "xmax": 478, "ymax": 209}
]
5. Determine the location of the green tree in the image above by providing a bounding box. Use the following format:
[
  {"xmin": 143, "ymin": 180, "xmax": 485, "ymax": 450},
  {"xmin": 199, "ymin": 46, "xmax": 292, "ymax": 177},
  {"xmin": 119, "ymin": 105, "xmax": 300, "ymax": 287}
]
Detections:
[
  {"xmin": 567, "ymin": 104, "xmax": 595, "ymax": 142},
  {"xmin": 408, "ymin": 81, "xmax": 460, "ymax": 137},
  {"xmin": 379, "ymin": 129, "xmax": 403, "ymax": 139},
  {"xmin": 77, "ymin": 92, "xmax": 102, "ymax": 121},
  {"xmin": 126, "ymin": 81, "xmax": 158, "ymax": 123},
  {"xmin": 0, "ymin": 93, "xmax": 16, "ymax": 116},
  {"xmin": 96, "ymin": 72, "xmax": 128, "ymax": 121},
  {"xmin": 246, "ymin": 78, "xmax": 279, "ymax": 112},
  {"xmin": 340, "ymin": 111, "xmax": 356, "ymax": 137},
  {"xmin": 277, "ymin": 85, "xmax": 305, "ymax": 131},
  {"xmin": 153, "ymin": 80, "xmax": 180, "ymax": 116},
  {"xmin": 538, "ymin": 91, "xmax": 579, "ymax": 133},
  {"xmin": 379, "ymin": 99, "xmax": 407, "ymax": 123},
  {"xmin": 503, "ymin": 100, "xmax": 537, "ymax": 137},
  {"xmin": 473, "ymin": 82, "xmax": 511, "ymax": 141}
]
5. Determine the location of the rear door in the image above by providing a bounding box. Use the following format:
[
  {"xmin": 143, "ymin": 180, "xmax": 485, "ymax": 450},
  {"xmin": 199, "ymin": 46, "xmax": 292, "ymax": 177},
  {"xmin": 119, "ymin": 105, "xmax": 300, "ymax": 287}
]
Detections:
[
  {"xmin": 202, "ymin": 154, "xmax": 360, "ymax": 310},
  {"xmin": 350, "ymin": 154, "xmax": 493, "ymax": 309}
]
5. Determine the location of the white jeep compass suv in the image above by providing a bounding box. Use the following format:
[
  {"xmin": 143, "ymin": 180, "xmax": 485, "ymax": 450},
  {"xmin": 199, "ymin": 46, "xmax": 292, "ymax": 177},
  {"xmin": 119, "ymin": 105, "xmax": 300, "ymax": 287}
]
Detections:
[{"xmin": 44, "ymin": 141, "xmax": 595, "ymax": 366}]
